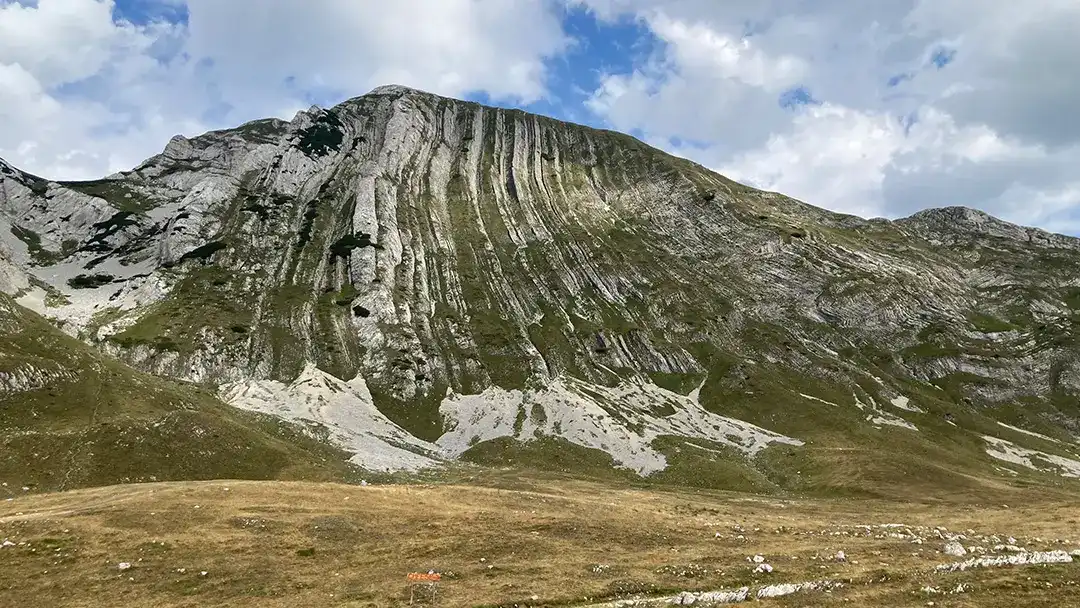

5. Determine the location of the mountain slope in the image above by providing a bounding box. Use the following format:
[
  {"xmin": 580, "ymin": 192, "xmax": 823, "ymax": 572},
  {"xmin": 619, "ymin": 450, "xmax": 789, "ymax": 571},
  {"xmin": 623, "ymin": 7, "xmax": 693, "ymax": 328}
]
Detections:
[
  {"xmin": 0, "ymin": 288, "xmax": 374, "ymax": 492},
  {"xmin": 1, "ymin": 85, "xmax": 1079, "ymax": 495}
]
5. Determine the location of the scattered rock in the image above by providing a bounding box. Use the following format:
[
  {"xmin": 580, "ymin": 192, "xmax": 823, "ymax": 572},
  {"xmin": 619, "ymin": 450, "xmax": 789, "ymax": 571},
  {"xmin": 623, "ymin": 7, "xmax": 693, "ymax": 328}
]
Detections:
[
  {"xmin": 672, "ymin": 588, "xmax": 751, "ymax": 605},
  {"xmin": 937, "ymin": 550, "xmax": 1073, "ymax": 572},
  {"xmin": 118, "ymin": 562, "xmax": 133, "ymax": 571},
  {"xmin": 757, "ymin": 580, "xmax": 840, "ymax": 599},
  {"xmin": 944, "ymin": 541, "xmax": 967, "ymax": 557},
  {"xmin": 753, "ymin": 563, "xmax": 774, "ymax": 574},
  {"xmin": 656, "ymin": 563, "xmax": 717, "ymax": 578},
  {"xmin": 674, "ymin": 591, "xmax": 697, "ymax": 605}
]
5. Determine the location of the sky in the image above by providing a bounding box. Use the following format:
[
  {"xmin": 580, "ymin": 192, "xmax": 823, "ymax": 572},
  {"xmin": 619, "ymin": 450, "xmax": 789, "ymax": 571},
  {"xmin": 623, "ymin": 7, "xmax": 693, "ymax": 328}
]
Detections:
[{"xmin": 2, "ymin": 1, "xmax": 1080, "ymax": 234}]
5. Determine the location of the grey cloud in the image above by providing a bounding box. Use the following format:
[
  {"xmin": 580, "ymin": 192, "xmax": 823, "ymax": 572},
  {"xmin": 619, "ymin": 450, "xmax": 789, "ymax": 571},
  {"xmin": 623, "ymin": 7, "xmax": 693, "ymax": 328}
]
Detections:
[
  {"xmin": 935, "ymin": 12, "xmax": 1080, "ymax": 148},
  {"xmin": 881, "ymin": 149, "xmax": 1080, "ymax": 225}
]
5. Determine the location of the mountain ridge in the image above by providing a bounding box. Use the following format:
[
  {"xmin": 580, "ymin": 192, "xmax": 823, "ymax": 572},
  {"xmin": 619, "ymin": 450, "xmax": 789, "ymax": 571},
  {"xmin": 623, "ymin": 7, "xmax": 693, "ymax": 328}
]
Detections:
[
  {"xmin": 6, "ymin": 84, "xmax": 1077, "ymax": 243},
  {"xmin": 2, "ymin": 83, "xmax": 1079, "ymax": 495}
]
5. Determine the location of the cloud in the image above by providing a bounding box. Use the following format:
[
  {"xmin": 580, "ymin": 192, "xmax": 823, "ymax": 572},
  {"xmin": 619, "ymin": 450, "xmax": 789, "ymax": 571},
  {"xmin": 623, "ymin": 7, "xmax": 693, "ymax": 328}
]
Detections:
[
  {"xmin": 0, "ymin": 0, "xmax": 193, "ymax": 178},
  {"xmin": 574, "ymin": 0, "xmax": 1080, "ymax": 232},
  {"xmin": 2, "ymin": 0, "xmax": 1079, "ymax": 234},
  {"xmin": 0, "ymin": 0, "xmax": 127, "ymax": 86},
  {"xmin": 0, "ymin": 0, "xmax": 204, "ymax": 178},
  {"xmin": 0, "ymin": 0, "xmax": 570, "ymax": 179},
  {"xmin": 907, "ymin": 1, "xmax": 1080, "ymax": 148},
  {"xmin": 182, "ymin": 0, "xmax": 569, "ymax": 113},
  {"xmin": 585, "ymin": 10, "xmax": 807, "ymax": 155}
]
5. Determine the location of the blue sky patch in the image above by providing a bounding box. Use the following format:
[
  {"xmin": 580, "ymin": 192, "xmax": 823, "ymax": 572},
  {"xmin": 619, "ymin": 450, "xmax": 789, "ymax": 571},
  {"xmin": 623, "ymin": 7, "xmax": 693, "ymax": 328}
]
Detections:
[
  {"xmin": 112, "ymin": 0, "xmax": 189, "ymax": 26},
  {"xmin": 778, "ymin": 86, "xmax": 821, "ymax": 109},
  {"xmin": 465, "ymin": 7, "xmax": 659, "ymax": 131},
  {"xmin": 549, "ymin": 7, "xmax": 659, "ymax": 119},
  {"xmin": 929, "ymin": 47, "xmax": 957, "ymax": 69},
  {"xmin": 898, "ymin": 111, "xmax": 920, "ymax": 135},
  {"xmin": 666, "ymin": 135, "xmax": 715, "ymax": 150},
  {"xmin": 887, "ymin": 72, "xmax": 915, "ymax": 87}
]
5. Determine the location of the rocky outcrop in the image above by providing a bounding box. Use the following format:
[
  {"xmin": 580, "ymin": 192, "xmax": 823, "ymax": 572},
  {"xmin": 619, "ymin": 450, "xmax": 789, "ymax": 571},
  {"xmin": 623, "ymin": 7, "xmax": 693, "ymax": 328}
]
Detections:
[{"xmin": 0, "ymin": 363, "xmax": 78, "ymax": 395}]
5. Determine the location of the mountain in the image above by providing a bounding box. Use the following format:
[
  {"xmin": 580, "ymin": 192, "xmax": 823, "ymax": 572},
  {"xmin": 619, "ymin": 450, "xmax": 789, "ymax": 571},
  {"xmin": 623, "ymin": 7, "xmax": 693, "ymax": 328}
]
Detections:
[{"xmin": 2, "ymin": 84, "xmax": 1079, "ymax": 496}]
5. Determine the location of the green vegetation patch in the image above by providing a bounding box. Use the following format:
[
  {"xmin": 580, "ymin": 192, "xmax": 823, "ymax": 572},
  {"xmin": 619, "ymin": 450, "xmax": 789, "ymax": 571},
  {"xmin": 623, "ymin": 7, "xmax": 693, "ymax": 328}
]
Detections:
[
  {"xmin": 328, "ymin": 232, "xmax": 379, "ymax": 259},
  {"xmin": 231, "ymin": 118, "xmax": 288, "ymax": 143},
  {"xmin": 967, "ymin": 311, "xmax": 1017, "ymax": 333},
  {"xmin": 469, "ymin": 309, "xmax": 534, "ymax": 390},
  {"xmin": 0, "ymin": 292, "xmax": 361, "ymax": 492},
  {"xmin": 648, "ymin": 437, "xmax": 778, "ymax": 492},
  {"xmin": 461, "ymin": 436, "xmax": 640, "ymax": 483},
  {"xmin": 108, "ymin": 267, "xmax": 252, "ymax": 354},
  {"xmin": 931, "ymin": 371, "xmax": 1005, "ymax": 404},
  {"xmin": 177, "ymin": 241, "xmax": 228, "ymax": 264},
  {"xmin": 58, "ymin": 179, "xmax": 158, "ymax": 213},
  {"xmin": 241, "ymin": 201, "xmax": 271, "ymax": 221},
  {"xmin": 367, "ymin": 380, "xmax": 447, "ymax": 443},
  {"xmin": 295, "ymin": 199, "xmax": 319, "ymax": 251},
  {"xmin": 297, "ymin": 112, "xmax": 345, "ymax": 158},
  {"xmin": 67, "ymin": 274, "xmax": 115, "ymax": 289},
  {"xmin": 9, "ymin": 225, "xmax": 72, "ymax": 265},
  {"xmin": 647, "ymin": 371, "xmax": 705, "ymax": 396},
  {"xmin": 1063, "ymin": 287, "xmax": 1080, "ymax": 311}
]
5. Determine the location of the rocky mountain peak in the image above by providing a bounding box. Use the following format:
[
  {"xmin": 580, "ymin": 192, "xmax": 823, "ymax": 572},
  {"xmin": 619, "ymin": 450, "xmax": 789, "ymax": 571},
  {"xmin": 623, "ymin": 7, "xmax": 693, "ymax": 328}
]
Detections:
[
  {"xmin": 1, "ymin": 88, "xmax": 1079, "ymax": 490},
  {"xmin": 364, "ymin": 83, "xmax": 438, "ymax": 99},
  {"xmin": 898, "ymin": 205, "xmax": 1077, "ymax": 249}
]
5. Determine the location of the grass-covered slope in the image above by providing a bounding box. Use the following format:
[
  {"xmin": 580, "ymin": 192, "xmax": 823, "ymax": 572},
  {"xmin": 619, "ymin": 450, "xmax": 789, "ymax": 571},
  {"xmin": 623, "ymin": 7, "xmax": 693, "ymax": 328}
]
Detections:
[{"xmin": 0, "ymin": 293, "xmax": 361, "ymax": 492}]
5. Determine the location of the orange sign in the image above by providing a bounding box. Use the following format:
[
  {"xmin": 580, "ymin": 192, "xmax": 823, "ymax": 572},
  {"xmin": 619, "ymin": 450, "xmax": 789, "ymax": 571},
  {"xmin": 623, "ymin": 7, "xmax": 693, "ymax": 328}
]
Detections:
[{"xmin": 407, "ymin": 572, "xmax": 442, "ymax": 583}]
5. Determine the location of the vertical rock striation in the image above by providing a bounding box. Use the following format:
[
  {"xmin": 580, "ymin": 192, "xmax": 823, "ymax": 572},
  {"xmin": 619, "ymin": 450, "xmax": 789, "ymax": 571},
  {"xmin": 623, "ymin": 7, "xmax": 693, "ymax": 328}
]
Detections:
[{"xmin": 2, "ymin": 85, "xmax": 1079, "ymax": 481}]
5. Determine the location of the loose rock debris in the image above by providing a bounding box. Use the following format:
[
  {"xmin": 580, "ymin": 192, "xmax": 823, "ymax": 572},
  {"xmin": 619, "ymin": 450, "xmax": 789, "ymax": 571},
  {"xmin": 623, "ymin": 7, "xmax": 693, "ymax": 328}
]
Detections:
[
  {"xmin": 936, "ymin": 550, "xmax": 1074, "ymax": 572},
  {"xmin": 585, "ymin": 580, "xmax": 843, "ymax": 606}
]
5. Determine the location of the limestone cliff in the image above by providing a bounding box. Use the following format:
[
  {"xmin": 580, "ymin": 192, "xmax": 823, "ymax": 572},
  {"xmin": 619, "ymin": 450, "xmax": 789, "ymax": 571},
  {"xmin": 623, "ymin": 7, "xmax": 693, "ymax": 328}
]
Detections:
[{"xmin": 2, "ymin": 85, "xmax": 1079, "ymax": 491}]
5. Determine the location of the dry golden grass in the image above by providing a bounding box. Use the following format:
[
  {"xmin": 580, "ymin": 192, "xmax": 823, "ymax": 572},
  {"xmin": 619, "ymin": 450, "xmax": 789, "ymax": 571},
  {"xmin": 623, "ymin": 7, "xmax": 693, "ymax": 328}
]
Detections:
[{"xmin": 1, "ymin": 473, "xmax": 1078, "ymax": 607}]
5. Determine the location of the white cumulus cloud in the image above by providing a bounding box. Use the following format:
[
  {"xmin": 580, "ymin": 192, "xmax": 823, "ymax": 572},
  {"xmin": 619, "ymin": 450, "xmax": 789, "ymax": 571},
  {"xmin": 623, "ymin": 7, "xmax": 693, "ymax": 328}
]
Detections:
[
  {"xmin": 574, "ymin": 0, "xmax": 1080, "ymax": 232},
  {"xmin": 0, "ymin": 0, "xmax": 569, "ymax": 179}
]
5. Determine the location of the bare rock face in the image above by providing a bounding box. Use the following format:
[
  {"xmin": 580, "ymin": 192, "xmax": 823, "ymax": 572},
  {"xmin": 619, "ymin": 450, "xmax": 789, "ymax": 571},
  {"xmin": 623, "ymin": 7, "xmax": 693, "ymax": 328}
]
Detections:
[{"xmin": 2, "ymin": 85, "xmax": 1079, "ymax": 484}]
